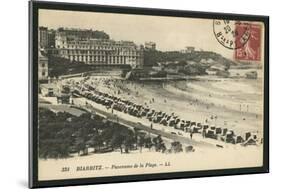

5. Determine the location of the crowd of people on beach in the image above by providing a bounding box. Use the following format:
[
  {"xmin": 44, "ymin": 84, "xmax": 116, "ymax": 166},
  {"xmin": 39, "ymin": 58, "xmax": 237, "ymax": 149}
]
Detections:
[{"xmin": 66, "ymin": 77, "xmax": 260, "ymax": 147}]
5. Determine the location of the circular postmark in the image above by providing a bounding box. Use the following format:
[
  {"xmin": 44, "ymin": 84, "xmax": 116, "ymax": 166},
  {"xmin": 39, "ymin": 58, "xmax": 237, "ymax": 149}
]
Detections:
[{"xmin": 213, "ymin": 20, "xmax": 251, "ymax": 50}]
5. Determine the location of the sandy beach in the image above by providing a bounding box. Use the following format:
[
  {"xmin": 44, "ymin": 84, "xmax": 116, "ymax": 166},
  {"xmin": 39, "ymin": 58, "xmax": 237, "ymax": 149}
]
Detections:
[
  {"xmin": 79, "ymin": 72, "xmax": 263, "ymax": 136},
  {"xmin": 38, "ymin": 71, "xmax": 264, "ymax": 180}
]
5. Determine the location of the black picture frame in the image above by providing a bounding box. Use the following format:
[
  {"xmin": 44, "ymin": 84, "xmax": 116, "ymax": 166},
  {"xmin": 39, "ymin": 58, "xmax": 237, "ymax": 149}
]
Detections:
[{"xmin": 29, "ymin": 1, "xmax": 269, "ymax": 188}]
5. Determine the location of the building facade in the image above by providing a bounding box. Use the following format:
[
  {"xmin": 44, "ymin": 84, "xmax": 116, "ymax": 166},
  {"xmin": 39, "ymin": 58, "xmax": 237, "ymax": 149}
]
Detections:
[
  {"xmin": 145, "ymin": 41, "xmax": 156, "ymax": 50},
  {"xmin": 38, "ymin": 51, "xmax": 48, "ymax": 80},
  {"xmin": 47, "ymin": 29, "xmax": 56, "ymax": 48},
  {"xmin": 39, "ymin": 27, "xmax": 56, "ymax": 49},
  {"xmin": 181, "ymin": 46, "xmax": 195, "ymax": 53},
  {"xmin": 39, "ymin": 27, "xmax": 48, "ymax": 49},
  {"xmin": 53, "ymin": 28, "xmax": 144, "ymax": 68}
]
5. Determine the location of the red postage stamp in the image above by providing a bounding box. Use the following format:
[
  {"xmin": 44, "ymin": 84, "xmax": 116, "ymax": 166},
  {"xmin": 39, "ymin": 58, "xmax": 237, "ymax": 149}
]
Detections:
[{"xmin": 235, "ymin": 23, "xmax": 262, "ymax": 61}]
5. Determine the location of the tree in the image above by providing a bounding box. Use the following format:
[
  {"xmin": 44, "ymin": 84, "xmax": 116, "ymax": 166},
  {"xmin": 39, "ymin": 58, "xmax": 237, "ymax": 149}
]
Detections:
[
  {"xmin": 152, "ymin": 135, "xmax": 166, "ymax": 152},
  {"xmin": 38, "ymin": 108, "xmax": 73, "ymax": 159},
  {"xmin": 144, "ymin": 137, "xmax": 153, "ymax": 150},
  {"xmin": 87, "ymin": 133, "xmax": 103, "ymax": 152},
  {"xmin": 74, "ymin": 137, "xmax": 88, "ymax": 156},
  {"xmin": 123, "ymin": 131, "xmax": 136, "ymax": 153},
  {"xmin": 110, "ymin": 132, "xmax": 126, "ymax": 153},
  {"xmin": 137, "ymin": 135, "xmax": 145, "ymax": 153},
  {"xmin": 74, "ymin": 126, "xmax": 92, "ymax": 156},
  {"xmin": 171, "ymin": 141, "xmax": 183, "ymax": 153},
  {"xmin": 38, "ymin": 107, "xmax": 142, "ymax": 159}
]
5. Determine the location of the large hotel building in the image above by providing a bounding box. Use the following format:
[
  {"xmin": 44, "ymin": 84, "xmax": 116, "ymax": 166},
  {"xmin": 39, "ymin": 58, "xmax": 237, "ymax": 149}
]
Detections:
[{"xmin": 39, "ymin": 27, "xmax": 144, "ymax": 68}]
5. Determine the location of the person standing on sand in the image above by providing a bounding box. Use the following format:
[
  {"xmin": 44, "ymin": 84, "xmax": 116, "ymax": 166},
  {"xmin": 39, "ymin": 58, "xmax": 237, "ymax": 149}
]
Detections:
[
  {"xmin": 190, "ymin": 131, "xmax": 193, "ymax": 140},
  {"xmin": 202, "ymin": 129, "xmax": 206, "ymax": 138}
]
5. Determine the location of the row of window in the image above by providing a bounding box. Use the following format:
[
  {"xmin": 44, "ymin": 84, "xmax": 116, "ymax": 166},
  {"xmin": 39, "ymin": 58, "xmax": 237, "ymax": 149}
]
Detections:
[
  {"xmin": 69, "ymin": 55, "xmax": 141, "ymax": 63},
  {"xmin": 60, "ymin": 50, "xmax": 140, "ymax": 56},
  {"xmin": 57, "ymin": 43, "xmax": 138, "ymax": 51}
]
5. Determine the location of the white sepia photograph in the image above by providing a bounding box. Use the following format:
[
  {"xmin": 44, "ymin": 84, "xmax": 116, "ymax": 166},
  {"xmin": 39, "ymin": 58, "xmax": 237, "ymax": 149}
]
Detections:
[{"xmin": 29, "ymin": 1, "xmax": 269, "ymax": 188}]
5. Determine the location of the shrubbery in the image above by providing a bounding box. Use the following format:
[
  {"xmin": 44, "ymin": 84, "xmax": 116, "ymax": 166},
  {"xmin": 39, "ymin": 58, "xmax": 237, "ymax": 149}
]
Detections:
[{"xmin": 38, "ymin": 108, "xmax": 169, "ymax": 159}]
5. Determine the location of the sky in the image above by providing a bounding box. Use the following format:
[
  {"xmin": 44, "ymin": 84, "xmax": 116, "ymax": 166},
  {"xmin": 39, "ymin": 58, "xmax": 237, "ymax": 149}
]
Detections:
[{"xmin": 39, "ymin": 9, "xmax": 237, "ymax": 59}]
